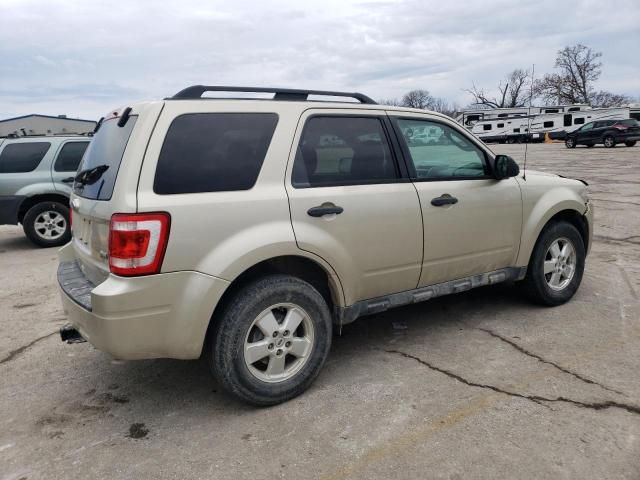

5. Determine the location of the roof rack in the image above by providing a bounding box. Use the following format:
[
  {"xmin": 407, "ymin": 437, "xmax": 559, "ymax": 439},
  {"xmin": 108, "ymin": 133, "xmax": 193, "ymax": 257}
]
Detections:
[{"xmin": 169, "ymin": 85, "xmax": 377, "ymax": 104}]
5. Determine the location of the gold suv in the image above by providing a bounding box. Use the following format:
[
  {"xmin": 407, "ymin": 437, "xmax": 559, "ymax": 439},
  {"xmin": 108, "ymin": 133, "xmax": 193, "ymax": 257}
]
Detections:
[{"xmin": 58, "ymin": 86, "xmax": 593, "ymax": 405}]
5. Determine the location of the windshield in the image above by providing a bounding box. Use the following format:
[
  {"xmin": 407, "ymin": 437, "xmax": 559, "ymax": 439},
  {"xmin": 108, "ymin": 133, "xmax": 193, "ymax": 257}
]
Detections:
[{"xmin": 73, "ymin": 116, "xmax": 137, "ymax": 200}]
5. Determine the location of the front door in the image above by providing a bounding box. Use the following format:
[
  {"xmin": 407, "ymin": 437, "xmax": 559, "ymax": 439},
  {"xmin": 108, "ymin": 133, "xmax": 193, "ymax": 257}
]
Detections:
[
  {"xmin": 286, "ymin": 111, "xmax": 423, "ymax": 304},
  {"xmin": 390, "ymin": 115, "xmax": 523, "ymax": 287}
]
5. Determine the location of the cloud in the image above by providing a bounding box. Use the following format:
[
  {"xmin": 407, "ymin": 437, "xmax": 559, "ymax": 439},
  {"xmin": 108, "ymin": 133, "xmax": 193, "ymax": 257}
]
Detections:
[{"xmin": 0, "ymin": 0, "xmax": 638, "ymax": 119}]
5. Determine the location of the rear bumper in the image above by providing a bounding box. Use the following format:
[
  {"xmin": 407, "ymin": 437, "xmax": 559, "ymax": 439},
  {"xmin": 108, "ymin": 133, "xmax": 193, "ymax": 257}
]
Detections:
[
  {"xmin": 57, "ymin": 244, "xmax": 230, "ymax": 360},
  {"xmin": 0, "ymin": 195, "xmax": 25, "ymax": 225}
]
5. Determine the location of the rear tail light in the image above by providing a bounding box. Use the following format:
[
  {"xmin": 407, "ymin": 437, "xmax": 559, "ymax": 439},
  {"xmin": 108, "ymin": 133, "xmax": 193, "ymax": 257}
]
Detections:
[{"xmin": 108, "ymin": 212, "xmax": 170, "ymax": 276}]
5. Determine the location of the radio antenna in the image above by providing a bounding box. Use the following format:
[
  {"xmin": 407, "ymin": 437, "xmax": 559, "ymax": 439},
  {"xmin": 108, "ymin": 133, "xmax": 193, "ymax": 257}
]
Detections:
[{"xmin": 523, "ymin": 63, "xmax": 535, "ymax": 181}]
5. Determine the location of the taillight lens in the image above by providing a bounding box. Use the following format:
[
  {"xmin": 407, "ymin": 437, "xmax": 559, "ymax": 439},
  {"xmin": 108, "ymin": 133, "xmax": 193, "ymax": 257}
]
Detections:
[{"xmin": 108, "ymin": 213, "xmax": 170, "ymax": 276}]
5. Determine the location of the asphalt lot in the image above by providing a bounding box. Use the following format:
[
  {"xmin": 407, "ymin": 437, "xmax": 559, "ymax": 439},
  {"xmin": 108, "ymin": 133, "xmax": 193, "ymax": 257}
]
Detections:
[{"xmin": 1, "ymin": 142, "xmax": 639, "ymax": 480}]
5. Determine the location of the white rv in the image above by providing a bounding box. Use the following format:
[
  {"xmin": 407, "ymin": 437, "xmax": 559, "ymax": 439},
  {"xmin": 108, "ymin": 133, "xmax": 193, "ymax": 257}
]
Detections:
[
  {"xmin": 470, "ymin": 107, "xmax": 630, "ymax": 143},
  {"xmin": 457, "ymin": 104, "xmax": 590, "ymax": 129}
]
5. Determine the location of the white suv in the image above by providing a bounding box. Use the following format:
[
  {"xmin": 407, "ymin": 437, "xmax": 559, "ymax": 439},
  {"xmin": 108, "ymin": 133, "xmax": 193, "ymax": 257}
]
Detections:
[{"xmin": 58, "ymin": 86, "xmax": 593, "ymax": 405}]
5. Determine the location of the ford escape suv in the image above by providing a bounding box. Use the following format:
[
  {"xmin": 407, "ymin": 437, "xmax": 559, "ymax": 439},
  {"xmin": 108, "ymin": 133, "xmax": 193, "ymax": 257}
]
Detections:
[
  {"xmin": 58, "ymin": 86, "xmax": 593, "ymax": 405},
  {"xmin": 0, "ymin": 135, "xmax": 90, "ymax": 246}
]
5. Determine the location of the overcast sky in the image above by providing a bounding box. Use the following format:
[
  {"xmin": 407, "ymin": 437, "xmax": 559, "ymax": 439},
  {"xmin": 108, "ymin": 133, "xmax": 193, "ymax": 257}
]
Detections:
[{"xmin": 1, "ymin": 0, "xmax": 638, "ymax": 120}]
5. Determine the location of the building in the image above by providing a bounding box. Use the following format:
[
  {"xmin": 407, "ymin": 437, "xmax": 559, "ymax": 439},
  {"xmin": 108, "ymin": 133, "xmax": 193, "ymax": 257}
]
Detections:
[{"xmin": 0, "ymin": 114, "xmax": 97, "ymax": 137}]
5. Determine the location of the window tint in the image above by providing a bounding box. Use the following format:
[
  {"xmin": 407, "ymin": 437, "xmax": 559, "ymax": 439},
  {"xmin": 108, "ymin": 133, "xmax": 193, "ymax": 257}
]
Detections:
[
  {"xmin": 54, "ymin": 142, "xmax": 89, "ymax": 172},
  {"xmin": 0, "ymin": 142, "xmax": 50, "ymax": 173},
  {"xmin": 580, "ymin": 123, "xmax": 594, "ymax": 131},
  {"xmin": 292, "ymin": 116, "xmax": 397, "ymax": 188},
  {"xmin": 543, "ymin": 121, "xmax": 554, "ymax": 128},
  {"xmin": 574, "ymin": 117, "xmax": 585, "ymax": 125},
  {"xmin": 74, "ymin": 117, "xmax": 137, "ymax": 200},
  {"xmin": 396, "ymin": 119, "xmax": 487, "ymax": 180},
  {"xmin": 154, "ymin": 113, "xmax": 278, "ymax": 194}
]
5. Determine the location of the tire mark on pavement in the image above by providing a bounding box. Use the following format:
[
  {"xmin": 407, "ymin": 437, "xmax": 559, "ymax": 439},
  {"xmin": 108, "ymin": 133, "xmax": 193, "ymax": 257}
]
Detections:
[{"xmin": 0, "ymin": 332, "xmax": 57, "ymax": 365}]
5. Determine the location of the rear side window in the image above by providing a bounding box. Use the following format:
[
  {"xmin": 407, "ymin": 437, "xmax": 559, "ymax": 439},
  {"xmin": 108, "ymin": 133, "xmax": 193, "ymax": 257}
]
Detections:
[
  {"xmin": 292, "ymin": 116, "xmax": 398, "ymax": 188},
  {"xmin": 618, "ymin": 119, "xmax": 639, "ymax": 126},
  {"xmin": 0, "ymin": 142, "xmax": 50, "ymax": 173},
  {"xmin": 154, "ymin": 113, "xmax": 278, "ymax": 194},
  {"xmin": 54, "ymin": 142, "xmax": 89, "ymax": 172},
  {"xmin": 74, "ymin": 117, "xmax": 137, "ymax": 200}
]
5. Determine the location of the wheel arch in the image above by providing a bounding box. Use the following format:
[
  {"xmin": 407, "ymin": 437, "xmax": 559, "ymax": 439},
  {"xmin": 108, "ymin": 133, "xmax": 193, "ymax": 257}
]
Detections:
[
  {"xmin": 18, "ymin": 193, "xmax": 70, "ymax": 224},
  {"xmin": 201, "ymin": 254, "xmax": 344, "ymax": 357},
  {"xmin": 517, "ymin": 204, "xmax": 589, "ymax": 267}
]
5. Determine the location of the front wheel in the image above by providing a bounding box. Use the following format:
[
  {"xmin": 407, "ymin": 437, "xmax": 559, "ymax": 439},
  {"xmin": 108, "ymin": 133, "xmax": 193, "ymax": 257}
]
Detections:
[
  {"xmin": 22, "ymin": 201, "xmax": 71, "ymax": 247},
  {"xmin": 625, "ymin": 141, "xmax": 637, "ymax": 147},
  {"xmin": 523, "ymin": 221, "xmax": 585, "ymax": 306},
  {"xmin": 565, "ymin": 138, "xmax": 576, "ymax": 148},
  {"xmin": 210, "ymin": 275, "xmax": 332, "ymax": 406},
  {"xmin": 603, "ymin": 135, "xmax": 616, "ymax": 148}
]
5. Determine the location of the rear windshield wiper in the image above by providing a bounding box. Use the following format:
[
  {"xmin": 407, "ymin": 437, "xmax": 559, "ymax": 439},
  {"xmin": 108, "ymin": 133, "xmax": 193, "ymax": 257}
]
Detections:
[{"xmin": 74, "ymin": 164, "xmax": 109, "ymax": 187}]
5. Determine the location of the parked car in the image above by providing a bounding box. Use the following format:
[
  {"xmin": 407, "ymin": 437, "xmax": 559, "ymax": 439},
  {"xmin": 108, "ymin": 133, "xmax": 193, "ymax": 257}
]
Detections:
[
  {"xmin": 0, "ymin": 135, "xmax": 90, "ymax": 246},
  {"xmin": 565, "ymin": 119, "xmax": 640, "ymax": 148},
  {"xmin": 58, "ymin": 86, "xmax": 593, "ymax": 405}
]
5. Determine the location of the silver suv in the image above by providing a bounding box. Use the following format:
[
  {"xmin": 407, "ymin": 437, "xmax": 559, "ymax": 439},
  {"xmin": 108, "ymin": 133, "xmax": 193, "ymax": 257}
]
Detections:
[
  {"xmin": 0, "ymin": 135, "xmax": 90, "ymax": 246},
  {"xmin": 58, "ymin": 86, "xmax": 593, "ymax": 405}
]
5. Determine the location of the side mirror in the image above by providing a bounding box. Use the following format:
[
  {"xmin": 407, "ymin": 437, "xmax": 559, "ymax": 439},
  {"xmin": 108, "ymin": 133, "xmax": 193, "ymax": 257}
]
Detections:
[{"xmin": 494, "ymin": 155, "xmax": 520, "ymax": 179}]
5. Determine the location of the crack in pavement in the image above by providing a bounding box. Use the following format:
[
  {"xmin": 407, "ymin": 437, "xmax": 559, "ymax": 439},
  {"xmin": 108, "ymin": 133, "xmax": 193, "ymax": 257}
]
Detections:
[
  {"xmin": 477, "ymin": 328, "xmax": 625, "ymax": 396},
  {"xmin": 0, "ymin": 332, "xmax": 57, "ymax": 365},
  {"xmin": 594, "ymin": 235, "xmax": 640, "ymax": 246},
  {"xmin": 385, "ymin": 349, "xmax": 640, "ymax": 416}
]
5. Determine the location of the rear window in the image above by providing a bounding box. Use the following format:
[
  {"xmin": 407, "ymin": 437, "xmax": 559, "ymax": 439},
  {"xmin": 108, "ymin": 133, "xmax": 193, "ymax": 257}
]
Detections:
[
  {"xmin": 74, "ymin": 117, "xmax": 137, "ymax": 200},
  {"xmin": 154, "ymin": 113, "xmax": 278, "ymax": 194},
  {"xmin": 54, "ymin": 142, "xmax": 89, "ymax": 172},
  {"xmin": 0, "ymin": 142, "xmax": 50, "ymax": 173}
]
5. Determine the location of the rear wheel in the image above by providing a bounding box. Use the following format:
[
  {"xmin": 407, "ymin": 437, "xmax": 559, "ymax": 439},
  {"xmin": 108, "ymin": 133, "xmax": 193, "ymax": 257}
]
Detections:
[
  {"xmin": 523, "ymin": 221, "xmax": 585, "ymax": 306},
  {"xmin": 603, "ymin": 135, "xmax": 616, "ymax": 148},
  {"xmin": 625, "ymin": 141, "xmax": 637, "ymax": 147},
  {"xmin": 565, "ymin": 138, "xmax": 576, "ymax": 148},
  {"xmin": 22, "ymin": 201, "xmax": 71, "ymax": 248},
  {"xmin": 210, "ymin": 274, "xmax": 332, "ymax": 406}
]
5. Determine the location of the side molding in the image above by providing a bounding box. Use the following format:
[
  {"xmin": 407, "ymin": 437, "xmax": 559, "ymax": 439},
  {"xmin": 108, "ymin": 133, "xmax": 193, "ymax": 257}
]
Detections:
[{"xmin": 336, "ymin": 267, "xmax": 527, "ymax": 326}]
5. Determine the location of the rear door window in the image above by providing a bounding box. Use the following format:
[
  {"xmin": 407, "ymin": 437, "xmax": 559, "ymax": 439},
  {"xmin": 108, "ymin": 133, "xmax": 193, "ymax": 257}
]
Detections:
[
  {"xmin": 54, "ymin": 142, "xmax": 89, "ymax": 172},
  {"xmin": 0, "ymin": 142, "xmax": 50, "ymax": 173},
  {"xmin": 292, "ymin": 116, "xmax": 398, "ymax": 188},
  {"xmin": 154, "ymin": 113, "xmax": 278, "ymax": 194},
  {"xmin": 74, "ymin": 117, "xmax": 137, "ymax": 200}
]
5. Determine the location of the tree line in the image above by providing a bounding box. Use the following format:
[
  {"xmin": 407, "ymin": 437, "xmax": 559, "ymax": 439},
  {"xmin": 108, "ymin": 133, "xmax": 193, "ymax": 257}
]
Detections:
[{"xmin": 380, "ymin": 44, "xmax": 635, "ymax": 117}]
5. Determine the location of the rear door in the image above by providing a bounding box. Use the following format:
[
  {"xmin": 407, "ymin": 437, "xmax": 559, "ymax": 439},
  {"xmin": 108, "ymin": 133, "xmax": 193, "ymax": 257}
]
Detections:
[
  {"xmin": 286, "ymin": 110, "xmax": 423, "ymax": 304},
  {"xmin": 69, "ymin": 103, "xmax": 164, "ymax": 285}
]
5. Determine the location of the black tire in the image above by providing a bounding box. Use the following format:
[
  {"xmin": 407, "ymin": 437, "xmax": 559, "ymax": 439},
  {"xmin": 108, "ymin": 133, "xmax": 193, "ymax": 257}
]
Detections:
[
  {"xmin": 625, "ymin": 141, "xmax": 637, "ymax": 147},
  {"xmin": 22, "ymin": 201, "xmax": 71, "ymax": 248},
  {"xmin": 210, "ymin": 274, "xmax": 332, "ymax": 406},
  {"xmin": 523, "ymin": 221, "xmax": 585, "ymax": 306},
  {"xmin": 565, "ymin": 138, "xmax": 576, "ymax": 149},
  {"xmin": 603, "ymin": 135, "xmax": 616, "ymax": 148}
]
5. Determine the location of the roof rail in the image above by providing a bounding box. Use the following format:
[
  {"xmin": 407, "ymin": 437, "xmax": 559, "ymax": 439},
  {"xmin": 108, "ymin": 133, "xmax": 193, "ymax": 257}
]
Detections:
[{"xmin": 169, "ymin": 85, "xmax": 377, "ymax": 104}]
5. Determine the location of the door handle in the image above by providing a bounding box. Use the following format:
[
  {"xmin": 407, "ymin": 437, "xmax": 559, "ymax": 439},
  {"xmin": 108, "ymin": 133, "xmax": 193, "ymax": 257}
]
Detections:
[
  {"xmin": 431, "ymin": 194, "xmax": 458, "ymax": 207},
  {"xmin": 307, "ymin": 204, "xmax": 344, "ymax": 217},
  {"xmin": 61, "ymin": 177, "xmax": 75, "ymax": 184}
]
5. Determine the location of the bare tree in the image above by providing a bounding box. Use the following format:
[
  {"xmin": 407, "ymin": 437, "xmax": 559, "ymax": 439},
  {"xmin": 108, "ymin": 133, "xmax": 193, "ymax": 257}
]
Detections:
[
  {"xmin": 401, "ymin": 89, "xmax": 434, "ymax": 109},
  {"xmin": 378, "ymin": 98, "xmax": 403, "ymax": 106},
  {"xmin": 428, "ymin": 97, "xmax": 460, "ymax": 117},
  {"xmin": 465, "ymin": 69, "xmax": 531, "ymax": 108},
  {"xmin": 589, "ymin": 90, "xmax": 633, "ymax": 108},
  {"xmin": 535, "ymin": 44, "xmax": 602, "ymax": 104}
]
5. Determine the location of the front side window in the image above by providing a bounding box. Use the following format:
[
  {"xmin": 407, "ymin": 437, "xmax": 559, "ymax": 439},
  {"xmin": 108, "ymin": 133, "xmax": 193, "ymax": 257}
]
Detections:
[
  {"xmin": 580, "ymin": 123, "xmax": 595, "ymax": 131},
  {"xmin": 54, "ymin": 142, "xmax": 89, "ymax": 172},
  {"xmin": 396, "ymin": 119, "xmax": 487, "ymax": 180},
  {"xmin": 154, "ymin": 113, "xmax": 278, "ymax": 194},
  {"xmin": 0, "ymin": 142, "xmax": 50, "ymax": 173},
  {"xmin": 292, "ymin": 116, "xmax": 397, "ymax": 188}
]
